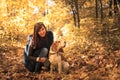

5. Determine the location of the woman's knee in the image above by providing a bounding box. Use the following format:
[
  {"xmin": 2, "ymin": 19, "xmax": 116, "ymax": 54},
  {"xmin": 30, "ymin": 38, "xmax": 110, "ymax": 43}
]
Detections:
[
  {"xmin": 42, "ymin": 48, "xmax": 48, "ymax": 53},
  {"xmin": 40, "ymin": 48, "xmax": 48, "ymax": 57}
]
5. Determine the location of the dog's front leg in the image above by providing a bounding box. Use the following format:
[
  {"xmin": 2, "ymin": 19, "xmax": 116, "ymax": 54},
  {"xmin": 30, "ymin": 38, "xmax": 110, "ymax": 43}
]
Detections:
[
  {"xmin": 50, "ymin": 63, "xmax": 53, "ymax": 74},
  {"xmin": 58, "ymin": 56, "xmax": 62, "ymax": 74}
]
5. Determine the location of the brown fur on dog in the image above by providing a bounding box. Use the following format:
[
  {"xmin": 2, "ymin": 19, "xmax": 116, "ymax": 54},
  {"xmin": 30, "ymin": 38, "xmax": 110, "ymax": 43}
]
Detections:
[
  {"xmin": 50, "ymin": 41, "xmax": 66, "ymax": 53},
  {"xmin": 49, "ymin": 41, "xmax": 69, "ymax": 74}
]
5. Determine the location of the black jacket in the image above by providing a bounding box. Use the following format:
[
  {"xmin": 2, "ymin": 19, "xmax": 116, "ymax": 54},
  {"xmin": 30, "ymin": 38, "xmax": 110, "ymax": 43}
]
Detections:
[{"xmin": 24, "ymin": 31, "xmax": 54, "ymax": 65}]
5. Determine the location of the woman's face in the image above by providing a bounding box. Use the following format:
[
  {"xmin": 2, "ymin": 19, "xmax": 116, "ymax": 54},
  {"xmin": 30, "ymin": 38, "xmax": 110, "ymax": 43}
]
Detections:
[{"xmin": 38, "ymin": 26, "xmax": 46, "ymax": 37}]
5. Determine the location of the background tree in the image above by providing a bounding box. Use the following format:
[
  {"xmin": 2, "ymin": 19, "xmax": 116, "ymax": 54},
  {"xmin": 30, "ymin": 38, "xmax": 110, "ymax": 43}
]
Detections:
[
  {"xmin": 109, "ymin": 0, "xmax": 120, "ymax": 17},
  {"xmin": 64, "ymin": 0, "xmax": 87, "ymax": 28},
  {"xmin": 95, "ymin": 0, "xmax": 103, "ymax": 21},
  {"xmin": 0, "ymin": 0, "xmax": 120, "ymax": 80}
]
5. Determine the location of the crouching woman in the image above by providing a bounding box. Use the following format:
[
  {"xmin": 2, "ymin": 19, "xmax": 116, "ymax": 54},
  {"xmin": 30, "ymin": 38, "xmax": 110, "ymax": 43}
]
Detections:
[{"xmin": 24, "ymin": 22, "xmax": 54, "ymax": 73}]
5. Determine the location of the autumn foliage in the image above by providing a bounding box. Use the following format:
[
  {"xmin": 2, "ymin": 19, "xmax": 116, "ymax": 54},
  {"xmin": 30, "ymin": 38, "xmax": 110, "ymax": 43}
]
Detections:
[{"xmin": 0, "ymin": 0, "xmax": 120, "ymax": 80}]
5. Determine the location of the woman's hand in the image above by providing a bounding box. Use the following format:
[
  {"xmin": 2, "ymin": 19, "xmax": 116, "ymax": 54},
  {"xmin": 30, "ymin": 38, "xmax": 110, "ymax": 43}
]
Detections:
[
  {"xmin": 40, "ymin": 57, "xmax": 46, "ymax": 63},
  {"xmin": 36, "ymin": 57, "xmax": 46, "ymax": 63}
]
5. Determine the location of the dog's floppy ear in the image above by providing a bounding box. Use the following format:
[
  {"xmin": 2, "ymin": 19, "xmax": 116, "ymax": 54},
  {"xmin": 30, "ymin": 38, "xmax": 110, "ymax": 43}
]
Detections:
[
  {"xmin": 58, "ymin": 48, "xmax": 64, "ymax": 53},
  {"xmin": 51, "ymin": 41, "xmax": 59, "ymax": 53}
]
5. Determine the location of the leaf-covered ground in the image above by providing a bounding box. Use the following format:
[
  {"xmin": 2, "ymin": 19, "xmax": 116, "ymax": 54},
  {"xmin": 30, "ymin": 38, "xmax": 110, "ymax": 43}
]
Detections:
[
  {"xmin": 0, "ymin": 46, "xmax": 120, "ymax": 80},
  {"xmin": 1, "ymin": 14, "xmax": 120, "ymax": 80},
  {"xmin": 0, "ymin": 13, "xmax": 120, "ymax": 80},
  {"xmin": 0, "ymin": 1, "xmax": 120, "ymax": 79}
]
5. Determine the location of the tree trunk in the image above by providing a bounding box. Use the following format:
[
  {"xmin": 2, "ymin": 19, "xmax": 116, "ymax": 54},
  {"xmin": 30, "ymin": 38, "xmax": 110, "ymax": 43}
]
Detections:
[
  {"xmin": 95, "ymin": 0, "xmax": 98, "ymax": 18},
  {"xmin": 74, "ymin": 0, "xmax": 80, "ymax": 28},
  {"xmin": 73, "ymin": 10, "xmax": 77, "ymax": 27},
  {"xmin": 71, "ymin": 0, "xmax": 77, "ymax": 27},
  {"xmin": 109, "ymin": 0, "xmax": 113, "ymax": 17},
  {"xmin": 100, "ymin": 0, "xmax": 103, "ymax": 21},
  {"xmin": 114, "ymin": 0, "xmax": 119, "ymax": 14}
]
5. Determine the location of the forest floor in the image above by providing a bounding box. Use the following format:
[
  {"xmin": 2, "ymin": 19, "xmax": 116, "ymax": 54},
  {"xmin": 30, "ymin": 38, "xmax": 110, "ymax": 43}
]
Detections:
[
  {"xmin": 0, "ymin": 45, "xmax": 120, "ymax": 80},
  {"xmin": 0, "ymin": 4, "xmax": 120, "ymax": 80}
]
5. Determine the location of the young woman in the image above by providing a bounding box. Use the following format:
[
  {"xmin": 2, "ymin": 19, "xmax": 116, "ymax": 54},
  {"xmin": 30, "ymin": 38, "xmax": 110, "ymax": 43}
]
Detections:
[{"xmin": 24, "ymin": 22, "xmax": 54, "ymax": 73}]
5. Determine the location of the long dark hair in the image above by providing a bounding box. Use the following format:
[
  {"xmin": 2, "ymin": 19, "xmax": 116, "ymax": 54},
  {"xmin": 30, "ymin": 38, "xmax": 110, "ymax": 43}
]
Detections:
[{"xmin": 32, "ymin": 22, "xmax": 47, "ymax": 48}]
